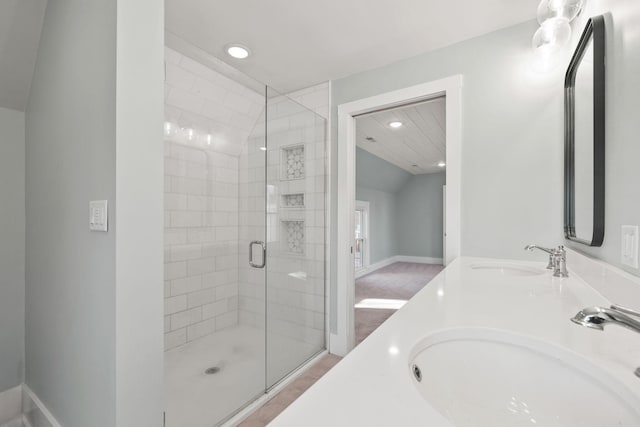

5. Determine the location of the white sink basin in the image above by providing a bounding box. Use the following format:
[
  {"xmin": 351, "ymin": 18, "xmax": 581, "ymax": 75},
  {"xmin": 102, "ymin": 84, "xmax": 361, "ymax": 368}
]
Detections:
[
  {"xmin": 409, "ymin": 328, "xmax": 640, "ymax": 427},
  {"xmin": 470, "ymin": 262, "xmax": 546, "ymax": 277}
]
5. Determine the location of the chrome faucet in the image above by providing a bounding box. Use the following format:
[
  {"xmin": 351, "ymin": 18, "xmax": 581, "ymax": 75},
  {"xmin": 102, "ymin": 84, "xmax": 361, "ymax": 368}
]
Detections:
[
  {"xmin": 524, "ymin": 244, "xmax": 569, "ymax": 277},
  {"xmin": 571, "ymin": 304, "xmax": 640, "ymax": 378}
]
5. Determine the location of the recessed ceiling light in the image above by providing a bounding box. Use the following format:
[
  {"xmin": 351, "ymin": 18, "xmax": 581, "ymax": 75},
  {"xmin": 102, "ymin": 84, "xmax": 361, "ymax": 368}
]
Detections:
[
  {"xmin": 438, "ymin": 161, "xmax": 446, "ymax": 167},
  {"xmin": 389, "ymin": 121, "xmax": 403, "ymax": 128},
  {"xmin": 226, "ymin": 44, "xmax": 251, "ymax": 59},
  {"xmin": 259, "ymin": 146, "xmax": 267, "ymax": 151}
]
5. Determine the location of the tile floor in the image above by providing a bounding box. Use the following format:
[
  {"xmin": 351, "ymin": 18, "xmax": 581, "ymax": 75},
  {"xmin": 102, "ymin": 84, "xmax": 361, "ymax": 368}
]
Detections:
[
  {"xmin": 238, "ymin": 262, "xmax": 442, "ymax": 426},
  {"xmin": 237, "ymin": 354, "xmax": 342, "ymax": 427}
]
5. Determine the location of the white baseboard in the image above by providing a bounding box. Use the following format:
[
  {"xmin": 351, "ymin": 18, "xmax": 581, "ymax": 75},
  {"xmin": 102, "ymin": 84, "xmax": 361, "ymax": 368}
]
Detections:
[
  {"xmin": 355, "ymin": 255, "xmax": 443, "ymax": 278},
  {"xmin": 355, "ymin": 257, "xmax": 397, "ymax": 278},
  {"xmin": 22, "ymin": 385, "xmax": 61, "ymax": 427},
  {"xmin": 394, "ymin": 255, "xmax": 444, "ymax": 265}
]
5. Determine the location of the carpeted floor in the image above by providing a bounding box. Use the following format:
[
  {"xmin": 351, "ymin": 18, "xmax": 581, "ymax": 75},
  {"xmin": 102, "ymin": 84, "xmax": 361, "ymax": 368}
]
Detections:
[
  {"xmin": 239, "ymin": 262, "xmax": 442, "ymax": 426},
  {"xmin": 355, "ymin": 262, "xmax": 444, "ymax": 344}
]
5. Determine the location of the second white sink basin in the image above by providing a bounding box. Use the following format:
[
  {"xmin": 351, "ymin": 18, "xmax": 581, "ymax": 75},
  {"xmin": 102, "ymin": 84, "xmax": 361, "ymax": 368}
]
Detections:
[
  {"xmin": 409, "ymin": 328, "xmax": 640, "ymax": 427},
  {"xmin": 470, "ymin": 262, "xmax": 546, "ymax": 277}
]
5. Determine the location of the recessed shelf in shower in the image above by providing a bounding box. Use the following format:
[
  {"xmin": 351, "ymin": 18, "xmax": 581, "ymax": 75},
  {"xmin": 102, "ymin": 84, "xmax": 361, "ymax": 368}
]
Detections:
[
  {"xmin": 282, "ymin": 193, "xmax": 305, "ymax": 208},
  {"xmin": 281, "ymin": 145, "xmax": 305, "ymax": 181},
  {"xmin": 281, "ymin": 220, "xmax": 305, "ymax": 255}
]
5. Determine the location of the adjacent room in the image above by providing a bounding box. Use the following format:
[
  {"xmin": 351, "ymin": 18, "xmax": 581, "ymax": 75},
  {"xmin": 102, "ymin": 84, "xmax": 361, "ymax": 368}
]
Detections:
[{"xmin": 353, "ymin": 99, "xmax": 446, "ymax": 344}]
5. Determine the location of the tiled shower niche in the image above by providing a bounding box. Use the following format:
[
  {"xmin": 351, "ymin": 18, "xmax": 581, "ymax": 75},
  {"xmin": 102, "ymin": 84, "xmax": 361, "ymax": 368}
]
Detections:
[
  {"xmin": 281, "ymin": 220, "xmax": 305, "ymax": 255},
  {"xmin": 281, "ymin": 145, "xmax": 305, "ymax": 180},
  {"xmin": 282, "ymin": 193, "xmax": 304, "ymax": 208}
]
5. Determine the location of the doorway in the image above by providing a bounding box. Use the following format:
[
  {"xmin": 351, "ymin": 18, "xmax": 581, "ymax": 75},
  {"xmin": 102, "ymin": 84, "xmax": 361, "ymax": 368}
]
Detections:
[{"xmin": 333, "ymin": 76, "xmax": 462, "ymax": 356}]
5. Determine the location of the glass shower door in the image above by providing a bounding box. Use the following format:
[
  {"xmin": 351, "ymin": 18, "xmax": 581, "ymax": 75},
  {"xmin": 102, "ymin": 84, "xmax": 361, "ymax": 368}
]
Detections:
[
  {"xmin": 163, "ymin": 48, "xmax": 326, "ymax": 427},
  {"xmin": 264, "ymin": 88, "xmax": 327, "ymax": 388}
]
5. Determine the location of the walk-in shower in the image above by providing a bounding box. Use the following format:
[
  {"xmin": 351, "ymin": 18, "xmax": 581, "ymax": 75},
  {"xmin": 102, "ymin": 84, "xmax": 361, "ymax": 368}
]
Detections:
[{"xmin": 162, "ymin": 46, "xmax": 327, "ymax": 426}]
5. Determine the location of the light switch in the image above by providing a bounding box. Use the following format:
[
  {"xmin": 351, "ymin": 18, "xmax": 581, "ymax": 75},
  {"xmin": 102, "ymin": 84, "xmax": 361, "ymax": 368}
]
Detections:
[
  {"xmin": 621, "ymin": 225, "xmax": 639, "ymax": 269},
  {"xmin": 89, "ymin": 200, "xmax": 108, "ymax": 232}
]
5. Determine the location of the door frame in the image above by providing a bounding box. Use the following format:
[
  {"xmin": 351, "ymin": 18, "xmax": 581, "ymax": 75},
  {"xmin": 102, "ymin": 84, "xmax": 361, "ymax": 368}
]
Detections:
[{"xmin": 331, "ymin": 75, "xmax": 463, "ymax": 356}]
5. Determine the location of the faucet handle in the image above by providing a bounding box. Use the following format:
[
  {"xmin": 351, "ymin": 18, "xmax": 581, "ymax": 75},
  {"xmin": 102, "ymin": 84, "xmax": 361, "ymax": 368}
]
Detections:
[{"xmin": 611, "ymin": 304, "xmax": 640, "ymax": 318}]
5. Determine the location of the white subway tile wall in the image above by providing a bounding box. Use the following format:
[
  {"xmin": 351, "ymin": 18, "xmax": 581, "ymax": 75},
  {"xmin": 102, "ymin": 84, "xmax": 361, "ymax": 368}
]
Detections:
[
  {"xmin": 164, "ymin": 46, "xmax": 328, "ymax": 356},
  {"xmin": 163, "ymin": 47, "xmax": 264, "ymax": 350}
]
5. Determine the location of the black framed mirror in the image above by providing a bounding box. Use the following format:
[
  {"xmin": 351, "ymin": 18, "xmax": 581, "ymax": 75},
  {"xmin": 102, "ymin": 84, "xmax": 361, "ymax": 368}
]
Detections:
[{"xmin": 564, "ymin": 15, "xmax": 605, "ymax": 246}]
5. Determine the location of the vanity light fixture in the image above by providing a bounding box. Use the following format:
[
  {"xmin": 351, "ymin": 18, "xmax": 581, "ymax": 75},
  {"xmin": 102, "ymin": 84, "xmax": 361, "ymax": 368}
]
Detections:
[
  {"xmin": 537, "ymin": 0, "xmax": 584, "ymax": 24},
  {"xmin": 532, "ymin": 0, "xmax": 584, "ymax": 60},
  {"xmin": 389, "ymin": 121, "xmax": 403, "ymax": 128},
  {"xmin": 438, "ymin": 161, "xmax": 446, "ymax": 167},
  {"xmin": 532, "ymin": 18, "xmax": 572, "ymax": 54},
  {"xmin": 226, "ymin": 44, "xmax": 251, "ymax": 59}
]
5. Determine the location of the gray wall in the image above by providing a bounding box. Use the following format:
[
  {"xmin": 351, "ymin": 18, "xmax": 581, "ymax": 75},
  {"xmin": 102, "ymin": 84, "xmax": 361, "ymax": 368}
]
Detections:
[
  {"xmin": 335, "ymin": 2, "xmax": 640, "ymax": 279},
  {"xmin": 331, "ymin": 2, "xmax": 640, "ymax": 334},
  {"xmin": 333, "ymin": 20, "xmax": 565, "ymax": 267},
  {"xmin": 397, "ymin": 172, "xmax": 445, "ymax": 259},
  {"xmin": 356, "ymin": 185, "xmax": 398, "ymax": 264},
  {"xmin": 356, "ymin": 148, "xmax": 445, "ymax": 263},
  {"xmin": 331, "ymin": 20, "xmax": 566, "ymax": 332},
  {"xmin": 25, "ymin": 1, "xmax": 117, "ymax": 426},
  {"xmin": 0, "ymin": 107, "xmax": 25, "ymax": 393},
  {"xmin": 356, "ymin": 147, "xmax": 410, "ymax": 193}
]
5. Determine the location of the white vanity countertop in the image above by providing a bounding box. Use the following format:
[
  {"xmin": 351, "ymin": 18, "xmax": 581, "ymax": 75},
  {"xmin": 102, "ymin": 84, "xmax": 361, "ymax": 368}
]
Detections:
[{"xmin": 268, "ymin": 257, "xmax": 640, "ymax": 427}]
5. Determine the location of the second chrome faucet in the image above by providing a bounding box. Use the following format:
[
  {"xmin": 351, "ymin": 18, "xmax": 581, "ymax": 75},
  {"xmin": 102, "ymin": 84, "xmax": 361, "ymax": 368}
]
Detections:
[
  {"xmin": 571, "ymin": 304, "xmax": 640, "ymax": 378},
  {"xmin": 524, "ymin": 244, "xmax": 569, "ymax": 278}
]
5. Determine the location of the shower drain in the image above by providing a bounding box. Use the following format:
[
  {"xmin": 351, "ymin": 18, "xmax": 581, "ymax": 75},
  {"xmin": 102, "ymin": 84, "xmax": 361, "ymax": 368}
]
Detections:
[{"xmin": 205, "ymin": 367, "xmax": 221, "ymax": 375}]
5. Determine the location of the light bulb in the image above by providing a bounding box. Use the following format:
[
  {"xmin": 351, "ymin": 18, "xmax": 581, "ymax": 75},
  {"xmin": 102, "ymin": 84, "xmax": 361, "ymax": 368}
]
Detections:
[
  {"xmin": 532, "ymin": 18, "xmax": 572, "ymax": 55},
  {"xmin": 207, "ymin": 134, "xmax": 212, "ymax": 145},
  {"xmin": 537, "ymin": 0, "xmax": 584, "ymax": 24},
  {"xmin": 187, "ymin": 128, "xmax": 194, "ymax": 141},
  {"xmin": 226, "ymin": 44, "xmax": 251, "ymax": 59}
]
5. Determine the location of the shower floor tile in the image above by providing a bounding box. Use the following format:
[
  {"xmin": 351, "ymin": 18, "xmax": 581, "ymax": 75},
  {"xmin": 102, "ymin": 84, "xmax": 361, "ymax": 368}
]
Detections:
[
  {"xmin": 164, "ymin": 325, "xmax": 320, "ymax": 427},
  {"xmin": 164, "ymin": 325, "xmax": 265, "ymax": 427}
]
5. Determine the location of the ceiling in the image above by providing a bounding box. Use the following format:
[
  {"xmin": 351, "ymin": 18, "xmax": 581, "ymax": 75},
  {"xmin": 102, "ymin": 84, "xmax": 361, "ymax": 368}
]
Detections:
[
  {"xmin": 0, "ymin": 1, "xmax": 538, "ymax": 112},
  {"xmin": 0, "ymin": 0, "xmax": 47, "ymax": 111},
  {"xmin": 356, "ymin": 97, "xmax": 446, "ymax": 174},
  {"xmin": 166, "ymin": 0, "xmax": 538, "ymax": 93}
]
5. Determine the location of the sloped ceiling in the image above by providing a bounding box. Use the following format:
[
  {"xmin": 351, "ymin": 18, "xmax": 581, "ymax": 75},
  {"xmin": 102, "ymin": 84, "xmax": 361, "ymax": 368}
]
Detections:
[{"xmin": 0, "ymin": 0, "xmax": 47, "ymax": 111}]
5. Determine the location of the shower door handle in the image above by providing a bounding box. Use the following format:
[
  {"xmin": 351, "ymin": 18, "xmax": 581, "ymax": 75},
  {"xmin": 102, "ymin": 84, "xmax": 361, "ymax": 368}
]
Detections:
[{"xmin": 249, "ymin": 240, "xmax": 266, "ymax": 268}]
